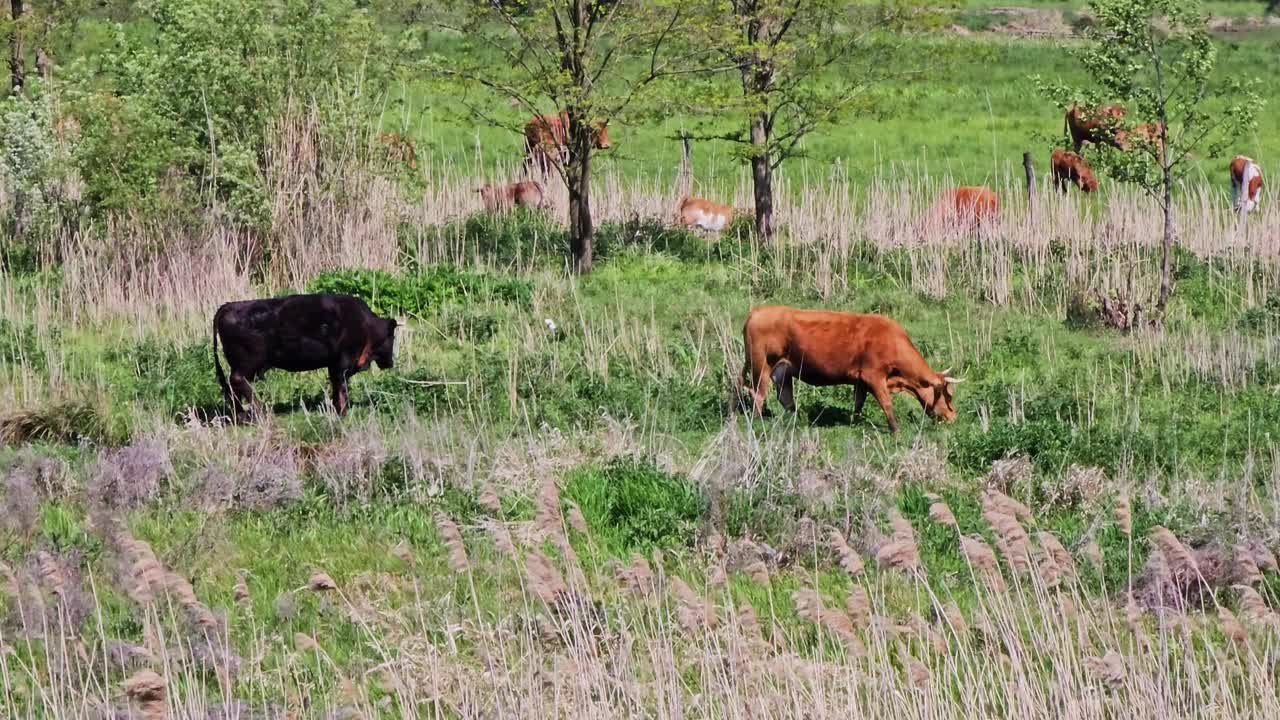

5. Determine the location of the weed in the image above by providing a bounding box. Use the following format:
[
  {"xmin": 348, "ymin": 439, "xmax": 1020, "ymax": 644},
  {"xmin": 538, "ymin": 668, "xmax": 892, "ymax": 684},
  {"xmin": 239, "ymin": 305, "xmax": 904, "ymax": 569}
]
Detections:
[{"xmin": 565, "ymin": 458, "xmax": 705, "ymax": 551}]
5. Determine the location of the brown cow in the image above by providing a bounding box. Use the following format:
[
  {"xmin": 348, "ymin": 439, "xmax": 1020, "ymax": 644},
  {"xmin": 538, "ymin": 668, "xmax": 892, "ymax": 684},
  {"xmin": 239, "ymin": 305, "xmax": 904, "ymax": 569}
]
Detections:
[
  {"xmin": 920, "ymin": 186, "xmax": 999, "ymax": 234},
  {"xmin": 523, "ymin": 111, "xmax": 610, "ymax": 174},
  {"xmin": 1230, "ymin": 155, "xmax": 1264, "ymax": 213},
  {"xmin": 478, "ymin": 180, "xmax": 547, "ymax": 211},
  {"xmin": 1064, "ymin": 104, "xmax": 1127, "ymax": 152},
  {"xmin": 739, "ymin": 306, "xmax": 961, "ymax": 433},
  {"xmin": 676, "ymin": 196, "xmax": 737, "ymax": 232},
  {"xmin": 1050, "ymin": 149, "xmax": 1099, "ymax": 193}
]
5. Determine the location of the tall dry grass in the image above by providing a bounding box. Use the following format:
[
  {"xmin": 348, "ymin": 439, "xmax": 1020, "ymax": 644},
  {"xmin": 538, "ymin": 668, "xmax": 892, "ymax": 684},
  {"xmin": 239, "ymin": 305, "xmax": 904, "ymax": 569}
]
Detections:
[{"xmin": 2, "ymin": 444, "xmax": 1277, "ymax": 718}]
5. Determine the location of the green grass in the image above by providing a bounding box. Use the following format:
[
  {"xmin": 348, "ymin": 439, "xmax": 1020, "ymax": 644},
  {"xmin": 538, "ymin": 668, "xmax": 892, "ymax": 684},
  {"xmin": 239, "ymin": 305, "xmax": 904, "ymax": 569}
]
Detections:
[{"xmin": 388, "ymin": 31, "xmax": 1280, "ymax": 191}]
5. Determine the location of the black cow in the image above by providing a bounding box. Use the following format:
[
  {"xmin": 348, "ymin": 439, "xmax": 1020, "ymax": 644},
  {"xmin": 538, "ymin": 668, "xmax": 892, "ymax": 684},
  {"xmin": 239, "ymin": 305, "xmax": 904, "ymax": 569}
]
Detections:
[{"xmin": 213, "ymin": 293, "xmax": 397, "ymax": 416}]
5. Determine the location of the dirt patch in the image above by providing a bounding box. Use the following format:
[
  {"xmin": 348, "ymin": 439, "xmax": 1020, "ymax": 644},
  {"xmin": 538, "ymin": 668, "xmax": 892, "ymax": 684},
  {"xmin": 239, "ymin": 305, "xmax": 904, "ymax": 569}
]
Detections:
[
  {"xmin": 985, "ymin": 7, "xmax": 1074, "ymax": 38},
  {"xmin": 1208, "ymin": 15, "xmax": 1280, "ymax": 33}
]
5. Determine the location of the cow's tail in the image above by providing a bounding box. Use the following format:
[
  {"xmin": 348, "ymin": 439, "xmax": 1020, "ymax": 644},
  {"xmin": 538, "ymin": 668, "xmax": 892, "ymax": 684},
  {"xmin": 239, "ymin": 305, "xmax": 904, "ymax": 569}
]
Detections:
[{"xmin": 212, "ymin": 306, "xmax": 231, "ymax": 407}]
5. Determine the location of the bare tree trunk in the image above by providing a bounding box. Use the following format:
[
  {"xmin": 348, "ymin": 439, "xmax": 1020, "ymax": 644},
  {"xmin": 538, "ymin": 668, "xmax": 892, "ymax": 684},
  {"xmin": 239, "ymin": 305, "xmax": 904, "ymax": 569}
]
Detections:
[
  {"xmin": 567, "ymin": 123, "xmax": 593, "ymax": 274},
  {"xmin": 750, "ymin": 111, "xmax": 773, "ymax": 241},
  {"xmin": 8, "ymin": 0, "xmax": 25, "ymax": 95},
  {"xmin": 1155, "ymin": 168, "xmax": 1174, "ymax": 319}
]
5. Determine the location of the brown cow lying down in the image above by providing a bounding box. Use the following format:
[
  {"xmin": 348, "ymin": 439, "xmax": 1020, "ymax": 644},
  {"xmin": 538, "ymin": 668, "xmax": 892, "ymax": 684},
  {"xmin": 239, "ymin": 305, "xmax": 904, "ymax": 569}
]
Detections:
[
  {"xmin": 920, "ymin": 186, "xmax": 999, "ymax": 234},
  {"xmin": 1050, "ymin": 149, "xmax": 1098, "ymax": 193},
  {"xmin": 739, "ymin": 305, "xmax": 961, "ymax": 433},
  {"xmin": 1231, "ymin": 155, "xmax": 1263, "ymax": 213},
  {"xmin": 214, "ymin": 294, "xmax": 397, "ymax": 417},
  {"xmin": 478, "ymin": 180, "xmax": 546, "ymax": 211},
  {"xmin": 676, "ymin": 195, "xmax": 737, "ymax": 232}
]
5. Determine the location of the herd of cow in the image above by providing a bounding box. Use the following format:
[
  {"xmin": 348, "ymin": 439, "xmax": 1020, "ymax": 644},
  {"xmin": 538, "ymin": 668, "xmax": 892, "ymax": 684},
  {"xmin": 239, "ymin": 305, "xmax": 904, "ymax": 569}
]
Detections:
[
  {"xmin": 465, "ymin": 106, "xmax": 1265, "ymax": 227},
  {"xmin": 211, "ymin": 105, "xmax": 1265, "ymax": 431}
]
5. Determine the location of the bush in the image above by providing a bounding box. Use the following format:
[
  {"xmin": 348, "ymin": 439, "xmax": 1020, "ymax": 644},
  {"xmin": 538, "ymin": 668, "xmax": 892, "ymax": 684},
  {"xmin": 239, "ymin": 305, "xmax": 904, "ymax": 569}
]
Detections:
[
  {"xmin": 0, "ymin": 319, "xmax": 49, "ymax": 371},
  {"xmin": 564, "ymin": 458, "xmax": 705, "ymax": 551},
  {"xmin": 108, "ymin": 339, "xmax": 222, "ymax": 416},
  {"xmin": 64, "ymin": 0, "xmax": 387, "ymax": 222},
  {"xmin": 306, "ymin": 266, "xmax": 533, "ymax": 318}
]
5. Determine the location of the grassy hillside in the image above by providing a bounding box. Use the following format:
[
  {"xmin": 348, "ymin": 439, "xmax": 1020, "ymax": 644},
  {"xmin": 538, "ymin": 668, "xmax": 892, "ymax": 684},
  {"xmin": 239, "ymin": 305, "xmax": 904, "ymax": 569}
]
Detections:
[{"xmin": 393, "ymin": 28, "xmax": 1280, "ymax": 190}]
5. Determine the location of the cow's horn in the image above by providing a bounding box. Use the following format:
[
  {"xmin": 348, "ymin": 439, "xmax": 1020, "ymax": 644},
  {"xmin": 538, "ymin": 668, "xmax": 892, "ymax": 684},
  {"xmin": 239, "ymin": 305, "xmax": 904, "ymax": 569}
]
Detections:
[
  {"xmin": 944, "ymin": 375, "xmax": 964, "ymax": 384},
  {"xmin": 940, "ymin": 367, "xmax": 951, "ymax": 375}
]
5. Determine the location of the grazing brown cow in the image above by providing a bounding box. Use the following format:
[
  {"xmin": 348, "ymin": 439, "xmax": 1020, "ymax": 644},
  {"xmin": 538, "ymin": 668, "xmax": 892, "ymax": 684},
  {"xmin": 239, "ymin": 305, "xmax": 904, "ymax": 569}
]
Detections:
[
  {"xmin": 378, "ymin": 131, "xmax": 418, "ymax": 170},
  {"xmin": 921, "ymin": 186, "xmax": 999, "ymax": 233},
  {"xmin": 1050, "ymin": 149, "xmax": 1099, "ymax": 193},
  {"xmin": 1064, "ymin": 104, "xmax": 1128, "ymax": 152},
  {"xmin": 676, "ymin": 196, "xmax": 737, "ymax": 232},
  {"xmin": 214, "ymin": 294, "xmax": 397, "ymax": 417},
  {"xmin": 739, "ymin": 306, "xmax": 961, "ymax": 433},
  {"xmin": 478, "ymin": 180, "xmax": 547, "ymax": 211},
  {"xmin": 523, "ymin": 111, "xmax": 610, "ymax": 174},
  {"xmin": 1230, "ymin": 155, "xmax": 1263, "ymax": 213}
]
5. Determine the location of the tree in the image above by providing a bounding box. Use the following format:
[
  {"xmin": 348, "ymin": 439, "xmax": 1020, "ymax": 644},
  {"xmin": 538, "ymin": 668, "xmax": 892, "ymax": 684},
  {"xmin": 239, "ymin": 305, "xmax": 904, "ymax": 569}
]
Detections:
[
  {"xmin": 1039, "ymin": 0, "xmax": 1261, "ymax": 318},
  {"xmin": 430, "ymin": 1, "xmax": 720, "ymax": 273},
  {"xmin": 689, "ymin": 0, "xmax": 925, "ymax": 240},
  {"xmin": 7, "ymin": 0, "xmax": 24, "ymax": 94}
]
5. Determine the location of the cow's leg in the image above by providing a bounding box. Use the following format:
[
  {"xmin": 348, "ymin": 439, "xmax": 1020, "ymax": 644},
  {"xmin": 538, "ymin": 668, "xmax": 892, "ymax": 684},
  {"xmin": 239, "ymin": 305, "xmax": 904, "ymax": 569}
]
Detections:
[
  {"xmin": 746, "ymin": 355, "xmax": 771, "ymax": 417},
  {"xmin": 228, "ymin": 371, "xmax": 256, "ymax": 420},
  {"xmin": 867, "ymin": 376, "xmax": 899, "ymax": 433},
  {"xmin": 853, "ymin": 382, "xmax": 867, "ymax": 417},
  {"xmin": 329, "ymin": 366, "xmax": 349, "ymax": 416},
  {"xmin": 771, "ymin": 360, "xmax": 796, "ymax": 413}
]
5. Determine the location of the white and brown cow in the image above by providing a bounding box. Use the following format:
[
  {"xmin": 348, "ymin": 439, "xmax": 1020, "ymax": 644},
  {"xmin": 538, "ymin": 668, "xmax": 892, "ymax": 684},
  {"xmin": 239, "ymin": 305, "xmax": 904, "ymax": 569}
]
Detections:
[
  {"xmin": 676, "ymin": 196, "xmax": 738, "ymax": 232},
  {"xmin": 1231, "ymin": 155, "xmax": 1264, "ymax": 213}
]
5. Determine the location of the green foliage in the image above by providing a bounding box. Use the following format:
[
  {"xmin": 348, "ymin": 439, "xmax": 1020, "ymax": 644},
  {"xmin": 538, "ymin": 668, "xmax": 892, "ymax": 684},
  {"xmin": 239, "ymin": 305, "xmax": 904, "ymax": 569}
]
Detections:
[
  {"xmin": 306, "ymin": 266, "xmax": 533, "ymax": 318},
  {"xmin": 417, "ymin": 209, "xmax": 568, "ymax": 266},
  {"xmin": 1036, "ymin": 0, "xmax": 1262, "ymax": 190},
  {"xmin": 1238, "ymin": 294, "xmax": 1280, "ymax": 333},
  {"xmin": 63, "ymin": 0, "xmax": 387, "ymax": 221},
  {"xmin": 110, "ymin": 339, "xmax": 223, "ymax": 415},
  {"xmin": 0, "ymin": 89, "xmax": 78, "ymax": 269},
  {"xmin": 0, "ymin": 319, "xmax": 49, "ymax": 371},
  {"xmin": 564, "ymin": 458, "xmax": 705, "ymax": 551}
]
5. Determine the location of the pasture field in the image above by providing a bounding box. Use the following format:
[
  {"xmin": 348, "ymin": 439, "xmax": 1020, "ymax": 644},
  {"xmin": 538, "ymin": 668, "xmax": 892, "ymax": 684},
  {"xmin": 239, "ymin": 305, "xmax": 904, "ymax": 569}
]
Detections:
[
  {"xmin": 3, "ymin": 3, "xmax": 1280, "ymax": 719},
  {"xmin": 390, "ymin": 21, "xmax": 1280, "ymax": 190}
]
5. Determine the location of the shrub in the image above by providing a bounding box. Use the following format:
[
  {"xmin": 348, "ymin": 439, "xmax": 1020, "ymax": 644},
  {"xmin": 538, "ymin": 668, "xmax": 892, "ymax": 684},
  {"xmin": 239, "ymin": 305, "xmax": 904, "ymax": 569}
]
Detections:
[
  {"xmin": 0, "ymin": 319, "xmax": 49, "ymax": 371},
  {"xmin": 111, "ymin": 340, "xmax": 222, "ymax": 417},
  {"xmin": 306, "ymin": 266, "xmax": 532, "ymax": 318},
  {"xmin": 63, "ymin": 0, "xmax": 387, "ymax": 222},
  {"xmin": 564, "ymin": 458, "xmax": 705, "ymax": 551}
]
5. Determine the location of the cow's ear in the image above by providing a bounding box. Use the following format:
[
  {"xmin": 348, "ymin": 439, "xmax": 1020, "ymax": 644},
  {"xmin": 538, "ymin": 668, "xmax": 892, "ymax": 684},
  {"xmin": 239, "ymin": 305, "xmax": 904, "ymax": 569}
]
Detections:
[{"xmin": 388, "ymin": 318, "xmax": 398, "ymax": 331}]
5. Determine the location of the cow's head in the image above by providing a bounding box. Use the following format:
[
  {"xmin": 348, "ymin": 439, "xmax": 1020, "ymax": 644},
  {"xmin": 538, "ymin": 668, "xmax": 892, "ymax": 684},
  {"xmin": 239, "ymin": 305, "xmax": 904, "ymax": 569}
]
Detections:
[
  {"xmin": 1078, "ymin": 168, "xmax": 1099, "ymax": 193},
  {"xmin": 919, "ymin": 368, "xmax": 962, "ymax": 423},
  {"xmin": 374, "ymin": 318, "xmax": 398, "ymax": 370},
  {"xmin": 593, "ymin": 120, "xmax": 611, "ymax": 150}
]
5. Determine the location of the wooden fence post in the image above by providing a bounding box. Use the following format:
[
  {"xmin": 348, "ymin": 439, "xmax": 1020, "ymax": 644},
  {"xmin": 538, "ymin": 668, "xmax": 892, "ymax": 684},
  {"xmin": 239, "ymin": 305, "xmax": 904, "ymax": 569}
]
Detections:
[
  {"xmin": 1023, "ymin": 151, "xmax": 1036, "ymax": 222},
  {"xmin": 679, "ymin": 130, "xmax": 692, "ymax": 198}
]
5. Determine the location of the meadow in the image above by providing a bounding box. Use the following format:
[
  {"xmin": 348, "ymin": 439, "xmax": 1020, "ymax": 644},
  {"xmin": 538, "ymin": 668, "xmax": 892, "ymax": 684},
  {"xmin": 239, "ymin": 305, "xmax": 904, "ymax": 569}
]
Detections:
[{"xmin": 3, "ymin": 2, "xmax": 1280, "ymax": 719}]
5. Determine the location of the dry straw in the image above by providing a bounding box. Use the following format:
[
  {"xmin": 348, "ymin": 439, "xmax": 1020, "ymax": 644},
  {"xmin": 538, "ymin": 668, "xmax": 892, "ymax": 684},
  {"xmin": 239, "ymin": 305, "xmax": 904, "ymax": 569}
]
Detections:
[
  {"xmin": 828, "ymin": 528, "xmax": 865, "ymax": 576},
  {"xmin": 123, "ymin": 670, "xmax": 168, "ymax": 720},
  {"xmin": 435, "ymin": 513, "xmax": 471, "ymax": 574},
  {"xmin": 1114, "ymin": 494, "xmax": 1133, "ymax": 536},
  {"xmin": 1084, "ymin": 651, "xmax": 1125, "ymax": 689},
  {"xmin": 928, "ymin": 500, "xmax": 957, "ymax": 527},
  {"xmin": 308, "ymin": 571, "xmax": 338, "ymax": 592}
]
